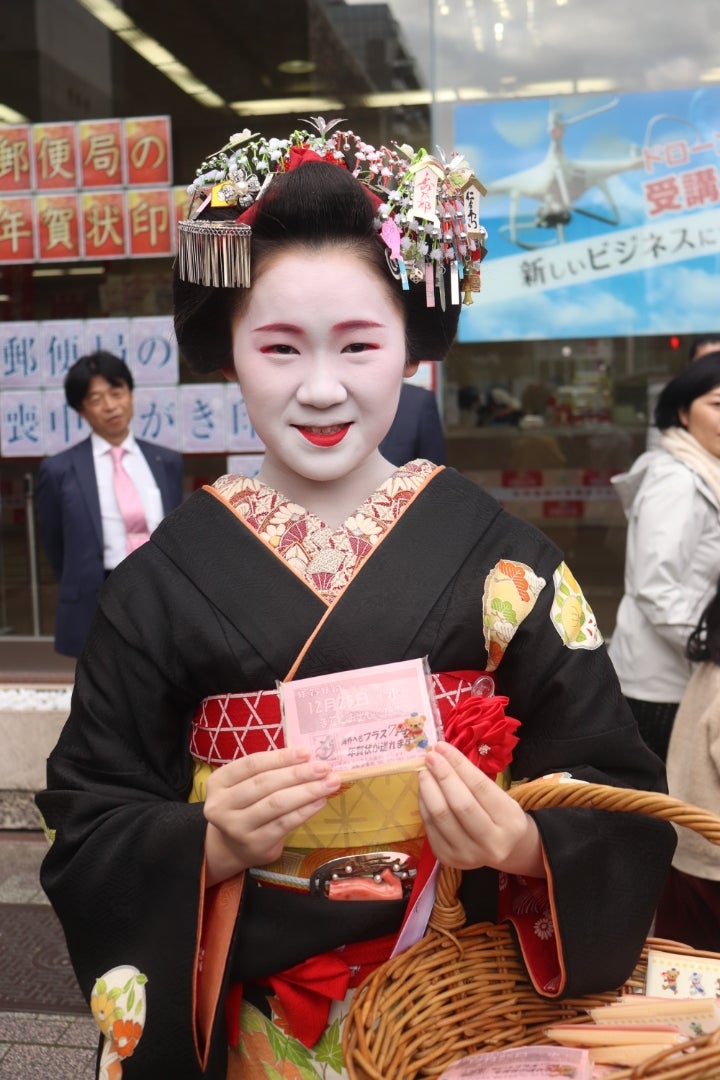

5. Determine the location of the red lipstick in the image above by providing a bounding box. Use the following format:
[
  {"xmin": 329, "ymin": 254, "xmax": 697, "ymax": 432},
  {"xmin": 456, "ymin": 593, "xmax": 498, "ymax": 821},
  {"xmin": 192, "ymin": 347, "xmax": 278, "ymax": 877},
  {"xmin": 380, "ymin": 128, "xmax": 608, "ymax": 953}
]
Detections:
[{"xmin": 296, "ymin": 424, "xmax": 350, "ymax": 447}]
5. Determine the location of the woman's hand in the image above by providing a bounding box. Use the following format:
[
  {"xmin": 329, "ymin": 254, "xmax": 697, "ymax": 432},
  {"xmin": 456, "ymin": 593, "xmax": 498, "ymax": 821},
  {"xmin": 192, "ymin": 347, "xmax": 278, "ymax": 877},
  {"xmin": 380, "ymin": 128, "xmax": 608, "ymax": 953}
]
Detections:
[
  {"xmin": 418, "ymin": 741, "xmax": 546, "ymax": 878},
  {"xmin": 203, "ymin": 748, "xmax": 341, "ymax": 886}
]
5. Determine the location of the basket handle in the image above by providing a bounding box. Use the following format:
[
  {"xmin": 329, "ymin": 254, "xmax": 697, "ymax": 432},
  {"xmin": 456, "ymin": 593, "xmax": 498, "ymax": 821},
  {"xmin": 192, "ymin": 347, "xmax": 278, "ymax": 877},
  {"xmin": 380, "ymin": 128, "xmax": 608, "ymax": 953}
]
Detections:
[{"xmin": 428, "ymin": 779, "xmax": 720, "ymax": 933}]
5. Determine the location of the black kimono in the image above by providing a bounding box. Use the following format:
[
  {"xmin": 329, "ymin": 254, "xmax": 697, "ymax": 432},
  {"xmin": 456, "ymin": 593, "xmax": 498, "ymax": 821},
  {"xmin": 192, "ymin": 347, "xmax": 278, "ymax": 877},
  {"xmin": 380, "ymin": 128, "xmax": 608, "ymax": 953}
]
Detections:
[{"xmin": 36, "ymin": 462, "xmax": 675, "ymax": 1079}]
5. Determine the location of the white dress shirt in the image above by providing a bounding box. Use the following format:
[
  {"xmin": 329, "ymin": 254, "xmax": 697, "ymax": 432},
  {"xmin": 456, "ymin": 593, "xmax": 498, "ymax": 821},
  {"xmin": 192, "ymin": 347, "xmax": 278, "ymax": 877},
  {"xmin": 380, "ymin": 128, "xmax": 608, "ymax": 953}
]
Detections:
[{"xmin": 91, "ymin": 432, "xmax": 164, "ymax": 570}]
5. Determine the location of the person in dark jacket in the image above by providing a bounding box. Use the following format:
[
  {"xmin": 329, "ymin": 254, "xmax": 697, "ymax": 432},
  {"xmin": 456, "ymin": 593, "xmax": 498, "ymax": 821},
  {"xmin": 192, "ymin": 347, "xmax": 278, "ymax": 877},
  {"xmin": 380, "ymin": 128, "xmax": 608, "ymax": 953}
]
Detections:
[
  {"xmin": 379, "ymin": 381, "xmax": 446, "ymax": 465},
  {"xmin": 36, "ymin": 350, "xmax": 183, "ymax": 657}
]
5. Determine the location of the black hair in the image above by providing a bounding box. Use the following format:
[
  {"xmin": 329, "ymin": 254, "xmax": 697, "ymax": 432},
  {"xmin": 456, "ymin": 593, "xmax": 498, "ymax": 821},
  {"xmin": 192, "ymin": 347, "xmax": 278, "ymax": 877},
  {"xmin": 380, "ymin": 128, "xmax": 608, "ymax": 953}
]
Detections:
[
  {"xmin": 654, "ymin": 351, "xmax": 720, "ymax": 431},
  {"xmin": 64, "ymin": 351, "xmax": 134, "ymax": 412},
  {"xmin": 173, "ymin": 161, "xmax": 461, "ymax": 374},
  {"xmin": 687, "ymin": 577, "xmax": 720, "ymax": 665},
  {"xmin": 688, "ymin": 334, "xmax": 720, "ymax": 363}
]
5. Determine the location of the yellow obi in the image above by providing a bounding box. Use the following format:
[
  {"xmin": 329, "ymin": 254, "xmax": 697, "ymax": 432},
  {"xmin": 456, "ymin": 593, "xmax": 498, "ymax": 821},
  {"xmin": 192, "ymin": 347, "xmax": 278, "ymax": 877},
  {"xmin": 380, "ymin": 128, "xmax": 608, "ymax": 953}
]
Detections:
[{"xmin": 190, "ymin": 759, "xmax": 423, "ymax": 848}]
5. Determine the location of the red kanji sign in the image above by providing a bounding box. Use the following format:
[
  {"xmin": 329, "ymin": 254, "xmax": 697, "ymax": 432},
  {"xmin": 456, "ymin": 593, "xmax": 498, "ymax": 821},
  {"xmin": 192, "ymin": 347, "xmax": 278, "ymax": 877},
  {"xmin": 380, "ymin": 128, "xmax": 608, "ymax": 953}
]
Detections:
[
  {"xmin": 124, "ymin": 116, "xmax": 172, "ymax": 186},
  {"xmin": 127, "ymin": 187, "xmax": 174, "ymax": 256},
  {"xmin": 0, "ymin": 126, "xmax": 33, "ymax": 192},
  {"xmin": 542, "ymin": 500, "xmax": 585, "ymax": 519},
  {"xmin": 33, "ymin": 123, "xmax": 78, "ymax": 190},
  {"xmin": 79, "ymin": 119, "xmax": 124, "ymax": 188},
  {"xmin": 501, "ymin": 470, "xmax": 543, "ymax": 488},
  {"xmin": 81, "ymin": 190, "xmax": 126, "ymax": 258},
  {"xmin": 0, "ymin": 195, "xmax": 35, "ymax": 261},
  {"xmin": 36, "ymin": 193, "xmax": 81, "ymax": 261}
]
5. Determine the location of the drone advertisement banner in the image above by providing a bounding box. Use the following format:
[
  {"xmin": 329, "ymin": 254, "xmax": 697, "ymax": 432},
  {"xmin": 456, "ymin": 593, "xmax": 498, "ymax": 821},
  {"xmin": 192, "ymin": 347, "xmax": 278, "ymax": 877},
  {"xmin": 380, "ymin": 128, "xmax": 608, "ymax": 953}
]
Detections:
[{"xmin": 455, "ymin": 87, "xmax": 720, "ymax": 342}]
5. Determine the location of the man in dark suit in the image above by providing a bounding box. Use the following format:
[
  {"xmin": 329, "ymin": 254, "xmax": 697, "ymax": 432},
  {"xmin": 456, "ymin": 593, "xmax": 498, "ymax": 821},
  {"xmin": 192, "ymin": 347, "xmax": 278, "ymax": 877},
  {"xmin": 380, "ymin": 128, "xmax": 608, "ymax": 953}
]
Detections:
[
  {"xmin": 379, "ymin": 382, "xmax": 446, "ymax": 466},
  {"xmin": 36, "ymin": 351, "xmax": 184, "ymax": 658}
]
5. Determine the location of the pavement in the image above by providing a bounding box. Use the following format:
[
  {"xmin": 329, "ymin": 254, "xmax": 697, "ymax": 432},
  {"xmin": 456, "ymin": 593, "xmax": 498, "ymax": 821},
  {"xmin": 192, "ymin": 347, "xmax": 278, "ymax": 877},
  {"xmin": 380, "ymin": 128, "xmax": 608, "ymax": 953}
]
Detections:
[
  {"xmin": 0, "ymin": 639, "xmax": 98, "ymax": 1078},
  {"xmin": 0, "ymin": 639, "xmax": 75, "ymax": 686},
  {"xmin": 0, "ymin": 832, "xmax": 98, "ymax": 1079}
]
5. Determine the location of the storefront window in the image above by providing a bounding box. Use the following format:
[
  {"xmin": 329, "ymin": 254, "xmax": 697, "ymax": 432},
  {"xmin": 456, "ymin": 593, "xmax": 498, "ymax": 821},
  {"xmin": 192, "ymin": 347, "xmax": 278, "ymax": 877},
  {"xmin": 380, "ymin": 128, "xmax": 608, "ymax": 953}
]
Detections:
[{"xmin": 0, "ymin": 0, "xmax": 718, "ymax": 639}]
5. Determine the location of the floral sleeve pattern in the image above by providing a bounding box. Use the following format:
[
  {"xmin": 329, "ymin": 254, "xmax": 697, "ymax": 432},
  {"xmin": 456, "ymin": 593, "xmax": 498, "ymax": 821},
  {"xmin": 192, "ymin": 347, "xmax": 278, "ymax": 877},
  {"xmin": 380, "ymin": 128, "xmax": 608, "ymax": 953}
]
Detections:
[
  {"xmin": 482, "ymin": 559, "xmax": 546, "ymax": 672},
  {"xmin": 91, "ymin": 966, "xmax": 148, "ymax": 1080},
  {"xmin": 550, "ymin": 561, "xmax": 603, "ymax": 650}
]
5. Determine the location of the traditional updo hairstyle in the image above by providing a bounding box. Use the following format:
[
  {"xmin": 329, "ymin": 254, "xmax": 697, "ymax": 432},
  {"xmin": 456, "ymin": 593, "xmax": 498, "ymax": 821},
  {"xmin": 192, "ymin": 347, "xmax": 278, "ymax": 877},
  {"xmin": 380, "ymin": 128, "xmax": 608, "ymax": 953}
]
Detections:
[{"xmin": 173, "ymin": 161, "xmax": 461, "ymax": 375}]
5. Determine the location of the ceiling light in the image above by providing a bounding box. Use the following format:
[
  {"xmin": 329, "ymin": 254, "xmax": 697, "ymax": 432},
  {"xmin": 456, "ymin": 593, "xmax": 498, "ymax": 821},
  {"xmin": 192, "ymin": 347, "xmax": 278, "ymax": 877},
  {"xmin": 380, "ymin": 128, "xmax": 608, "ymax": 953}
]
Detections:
[
  {"xmin": 0, "ymin": 103, "xmax": 28, "ymax": 123},
  {"xmin": 192, "ymin": 89, "xmax": 227, "ymax": 107},
  {"xmin": 520, "ymin": 80, "xmax": 574, "ymax": 96},
  {"xmin": 277, "ymin": 59, "xmax": 316, "ymax": 76},
  {"xmin": 75, "ymin": 0, "xmax": 227, "ymax": 109},
  {"xmin": 357, "ymin": 90, "xmax": 433, "ymax": 107},
  {"xmin": 457, "ymin": 87, "xmax": 491, "ymax": 101},
  {"xmin": 74, "ymin": 0, "xmax": 133, "ymax": 32},
  {"xmin": 117, "ymin": 28, "xmax": 175, "ymax": 67},
  {"xmin": 576, "ymin": 78, "xmax": 617, "ymax": 93},
  {"xmin": 31, "ymin": 266, "xmax": 105, "ymax": 278},
  {"xmin": 156, "ymin": 62, "xmax": 208, "ymax": 97},
  {"xmin": 230, "ymin": 96, "xmax": 344, "ymax": 116}
]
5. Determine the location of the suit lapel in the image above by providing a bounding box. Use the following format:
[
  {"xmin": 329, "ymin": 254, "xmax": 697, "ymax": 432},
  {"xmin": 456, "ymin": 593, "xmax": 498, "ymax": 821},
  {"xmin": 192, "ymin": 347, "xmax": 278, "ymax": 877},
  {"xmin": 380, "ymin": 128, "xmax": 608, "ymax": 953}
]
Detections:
[
  {"xmin": 72, "ymin": 438, "xmax": 103, "ymax": 550},
  {"xmin": 138, "ymin": 439, "xmax": 170, "ymax": 513}
]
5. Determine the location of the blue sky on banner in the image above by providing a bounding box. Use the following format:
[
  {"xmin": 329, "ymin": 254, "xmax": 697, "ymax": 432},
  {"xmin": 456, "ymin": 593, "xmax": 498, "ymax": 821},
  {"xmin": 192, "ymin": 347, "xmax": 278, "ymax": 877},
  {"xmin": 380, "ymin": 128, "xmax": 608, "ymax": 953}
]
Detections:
[{"xmin": 455, "ymin": 87, "xmax": 720, "ymax": 342}]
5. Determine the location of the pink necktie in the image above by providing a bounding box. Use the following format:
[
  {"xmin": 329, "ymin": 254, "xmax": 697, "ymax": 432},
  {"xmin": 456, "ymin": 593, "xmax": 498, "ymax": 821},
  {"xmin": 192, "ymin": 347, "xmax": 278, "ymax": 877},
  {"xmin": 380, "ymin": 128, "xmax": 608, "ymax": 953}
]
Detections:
[{"xmin": 109, "ymin": 446, "xmax": 150, "ymax": 554}]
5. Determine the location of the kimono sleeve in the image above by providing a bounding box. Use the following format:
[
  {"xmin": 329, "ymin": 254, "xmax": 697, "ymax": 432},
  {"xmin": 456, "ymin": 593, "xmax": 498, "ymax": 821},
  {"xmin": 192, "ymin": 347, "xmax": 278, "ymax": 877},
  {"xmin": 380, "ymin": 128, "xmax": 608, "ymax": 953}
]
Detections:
[
  {"xmin": 494, "ymin": 558, "xmax": 676, "ymax": 999},
  {"xmin": 35, "ymin": 554, "xmax": 237, "ymax": 1079}
]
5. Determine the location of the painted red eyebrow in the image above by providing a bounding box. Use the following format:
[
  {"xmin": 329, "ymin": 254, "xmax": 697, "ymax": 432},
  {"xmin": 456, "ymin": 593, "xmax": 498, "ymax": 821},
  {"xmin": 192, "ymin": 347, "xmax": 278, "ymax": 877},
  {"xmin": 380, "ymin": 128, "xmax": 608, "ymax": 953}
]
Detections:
[
  {"xmin": 252, "ymin": 320, "xmax": 385, "ymax": 334},
  {"xmin": 333, "ymin": 320, "xmax": 385, "ymax": 331},
  {"xmin": 252, "ymin": 322, "xmax": 302, "ymax": 333}
]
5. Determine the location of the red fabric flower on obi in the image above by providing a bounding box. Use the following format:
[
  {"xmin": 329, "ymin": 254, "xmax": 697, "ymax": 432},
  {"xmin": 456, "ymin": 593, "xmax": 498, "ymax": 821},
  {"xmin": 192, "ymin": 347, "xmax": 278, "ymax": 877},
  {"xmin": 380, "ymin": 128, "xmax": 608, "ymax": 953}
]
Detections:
[{"xmin": 443, "ymin": 693, "xmax": 520, "ymax": 776}]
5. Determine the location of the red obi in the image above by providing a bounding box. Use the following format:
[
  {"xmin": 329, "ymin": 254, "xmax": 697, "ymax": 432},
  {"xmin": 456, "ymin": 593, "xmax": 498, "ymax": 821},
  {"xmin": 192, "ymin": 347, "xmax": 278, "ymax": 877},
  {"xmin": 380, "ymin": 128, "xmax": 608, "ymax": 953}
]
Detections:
[{"xmin": 190, "ymin": 669, "xmax": 497, "ymax": 765}]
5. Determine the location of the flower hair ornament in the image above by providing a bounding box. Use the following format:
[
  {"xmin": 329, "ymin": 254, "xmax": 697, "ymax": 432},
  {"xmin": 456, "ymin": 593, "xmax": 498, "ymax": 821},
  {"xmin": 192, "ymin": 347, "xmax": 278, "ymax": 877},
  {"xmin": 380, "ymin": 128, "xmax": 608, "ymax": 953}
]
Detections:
[{"xmin": 176, "ymin": 117, "xmax": 488, "ymax": 308}]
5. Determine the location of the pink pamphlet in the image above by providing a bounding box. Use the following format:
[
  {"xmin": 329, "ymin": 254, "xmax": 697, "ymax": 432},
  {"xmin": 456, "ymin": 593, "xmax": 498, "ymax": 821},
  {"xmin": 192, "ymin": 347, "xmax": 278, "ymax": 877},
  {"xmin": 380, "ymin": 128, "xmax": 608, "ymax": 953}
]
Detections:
[{"xmin": 278, "ymin": 657, "xmax": 443, "ymax": 779}]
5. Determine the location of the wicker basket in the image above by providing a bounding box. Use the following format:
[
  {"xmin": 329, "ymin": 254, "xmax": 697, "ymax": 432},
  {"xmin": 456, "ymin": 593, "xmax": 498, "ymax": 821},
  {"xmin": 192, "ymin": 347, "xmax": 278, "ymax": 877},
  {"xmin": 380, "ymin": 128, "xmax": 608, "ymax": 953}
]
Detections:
[{"xmin": 343, "ymin": 779, "xmax": 720, "ymax": 1080}]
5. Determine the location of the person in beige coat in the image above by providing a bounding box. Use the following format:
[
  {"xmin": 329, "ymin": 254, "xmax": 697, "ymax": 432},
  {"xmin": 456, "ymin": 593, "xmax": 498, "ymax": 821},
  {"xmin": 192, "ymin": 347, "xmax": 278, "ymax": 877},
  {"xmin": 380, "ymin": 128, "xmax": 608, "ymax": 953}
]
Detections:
[{"xmin": 654, "ymin": 575, "xmax": 720, "ymax": 950}]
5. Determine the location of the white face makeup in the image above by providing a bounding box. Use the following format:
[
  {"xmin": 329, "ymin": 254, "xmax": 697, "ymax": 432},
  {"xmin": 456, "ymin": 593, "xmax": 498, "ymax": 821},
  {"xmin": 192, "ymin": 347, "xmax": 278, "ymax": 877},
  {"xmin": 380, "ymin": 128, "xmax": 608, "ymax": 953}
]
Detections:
[{"xmin": 229, "ymin": 246, "xmax": 414, "ymax": 520}]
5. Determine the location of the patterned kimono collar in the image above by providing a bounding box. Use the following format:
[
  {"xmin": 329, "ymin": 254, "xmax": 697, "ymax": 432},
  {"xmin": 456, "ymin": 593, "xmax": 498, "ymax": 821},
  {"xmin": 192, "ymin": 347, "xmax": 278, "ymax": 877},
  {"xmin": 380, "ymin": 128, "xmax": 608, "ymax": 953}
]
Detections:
[{"xmin": 212, "ymin": 459, "xmax": 439, "ymax": 604}]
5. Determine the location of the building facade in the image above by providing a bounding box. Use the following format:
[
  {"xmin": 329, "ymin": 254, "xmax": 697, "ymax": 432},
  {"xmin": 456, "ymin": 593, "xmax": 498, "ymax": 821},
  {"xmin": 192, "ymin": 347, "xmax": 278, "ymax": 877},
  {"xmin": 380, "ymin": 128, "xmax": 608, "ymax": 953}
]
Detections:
[{"xmin": 1, "ymin": 0, "xmax": 718, "ymax": 638}]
